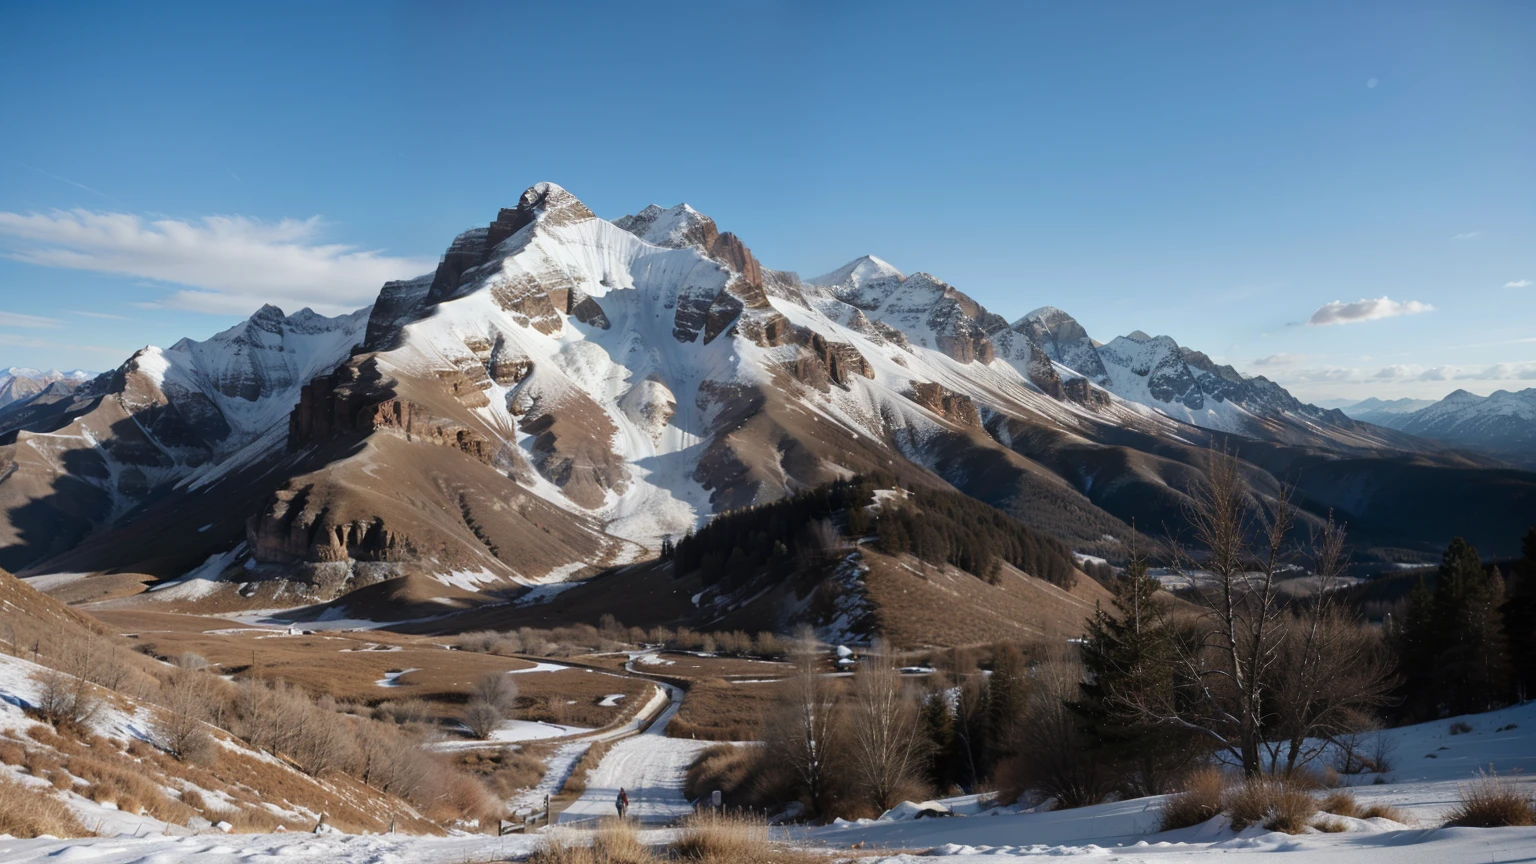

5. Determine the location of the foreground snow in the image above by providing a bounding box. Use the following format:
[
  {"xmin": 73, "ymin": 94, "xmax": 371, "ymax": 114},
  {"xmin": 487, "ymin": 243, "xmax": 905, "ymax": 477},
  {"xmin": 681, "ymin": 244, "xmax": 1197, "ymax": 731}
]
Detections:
[
  {"xmin": 0, "ymin": 832, "xmax": 539, "ymax": 864},
  {"xmin": 795, "ymin": 700, "xmax": 1536, "ymax": 860},
  {"xmin": 3, "ymin": 695, "xmax": 1535, "ymax": 861}
]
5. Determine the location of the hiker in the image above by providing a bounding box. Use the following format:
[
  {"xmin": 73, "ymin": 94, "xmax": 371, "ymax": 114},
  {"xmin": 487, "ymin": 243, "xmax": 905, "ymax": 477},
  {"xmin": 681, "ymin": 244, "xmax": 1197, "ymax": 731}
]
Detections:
[{"xmin": 616, "ymin": 787, "xmax": 630, "ymax": 819}]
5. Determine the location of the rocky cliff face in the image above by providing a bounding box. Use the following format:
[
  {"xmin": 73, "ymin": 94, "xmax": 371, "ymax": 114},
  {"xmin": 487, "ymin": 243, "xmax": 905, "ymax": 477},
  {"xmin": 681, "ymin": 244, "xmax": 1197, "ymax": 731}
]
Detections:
[{"xmin": 9, "ymin": 180, "xmax": 1525, "ymax": 603}]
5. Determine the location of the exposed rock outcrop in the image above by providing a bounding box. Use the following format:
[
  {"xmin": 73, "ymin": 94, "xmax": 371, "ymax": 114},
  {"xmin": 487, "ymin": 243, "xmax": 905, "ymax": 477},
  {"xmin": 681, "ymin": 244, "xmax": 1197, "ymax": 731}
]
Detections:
[{"xmin": 907, "ymin": 382, "xmax": 982, "ymax": 428}]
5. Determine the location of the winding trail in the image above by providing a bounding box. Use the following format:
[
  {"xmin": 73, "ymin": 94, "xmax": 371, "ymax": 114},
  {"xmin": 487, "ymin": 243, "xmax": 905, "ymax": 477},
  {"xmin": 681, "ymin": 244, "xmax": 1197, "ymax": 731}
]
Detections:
[{"xmin": 556, "ymin": 653, "xmax": 712, "ymax": 825}]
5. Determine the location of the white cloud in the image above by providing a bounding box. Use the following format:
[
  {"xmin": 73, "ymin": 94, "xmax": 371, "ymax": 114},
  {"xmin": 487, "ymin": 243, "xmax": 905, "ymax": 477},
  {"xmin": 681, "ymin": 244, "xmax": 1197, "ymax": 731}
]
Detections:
[
  {"xmin": 1306, "ymin": 296, "xmax": 1434, "ymax": 326},
  {"xmin": 0, "ymin": 311, "xmax": 62, "ymax": 329},
  {"xmin": 1457, "ymin": 362, "xmax": 1536, "ymax": 381},
  {"xmin": 1287, "ymin": 367, "xmax": 1357, "ymax": 383},
  {"xmin": 1506, "ymin": 279, "xmax": 1532, "ymax": 289},
  {"xmin": 0, "ymin": 209, "xmax": 434, "ymax": 316},
  {"xmin": 1374, "ymin": 364, "xmax": 1422, "ymax": 379},
  {"xmin": 1452, "ymin": 231, "xmax": 1479, "ymax": 241}
]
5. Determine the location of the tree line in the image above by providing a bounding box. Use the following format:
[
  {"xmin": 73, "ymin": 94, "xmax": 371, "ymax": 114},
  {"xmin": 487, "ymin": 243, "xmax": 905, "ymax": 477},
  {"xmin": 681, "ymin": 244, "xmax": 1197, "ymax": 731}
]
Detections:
[
  {"xmin": 672, "ymin": 473, "xmax": 1079, "ymax": 589},
  {"xmin": 706, "ymin": 448, "xmax": 1536, "ymax": 821},
  {"xmin": 1389, "ymin": 528, "xmax": 1536, "ymax": 720}
]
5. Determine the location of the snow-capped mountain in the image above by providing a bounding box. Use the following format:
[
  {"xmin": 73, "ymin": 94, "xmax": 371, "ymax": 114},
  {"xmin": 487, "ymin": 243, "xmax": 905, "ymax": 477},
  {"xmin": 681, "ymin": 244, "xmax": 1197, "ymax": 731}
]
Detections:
[
  {"xmin": 0, "ymin": 367, "xmax": 92, "ymax": 411},
  {"xmin": 1349, "ymin": 389, "xmax": 1536, "ymax": 466},
  {"xmin": 3, "ymin": 182, "xmax": 1533, "ymax": 599},
  {"xmin": 1341, "ymin": 397, "xmax": 1439, "ymax": 424},
  {"xmin": 0, "ymin": 306, "xmax": 367, "ymax": 569}
]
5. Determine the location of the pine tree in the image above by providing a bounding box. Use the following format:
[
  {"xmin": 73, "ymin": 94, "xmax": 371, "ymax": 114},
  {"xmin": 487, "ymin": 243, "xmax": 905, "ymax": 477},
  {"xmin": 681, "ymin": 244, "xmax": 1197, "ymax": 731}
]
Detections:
[
  {"xmin": 919, "ymin": 690, "xmax": 957, "ymax": 794},
  {"xmin": 984, "ymin": 643, "xmax": 1029, "ymax": 771},
  {"xmin": 1502, "ymin": 528, "xmax": 1536, "ymax": 701},
  {"xmin": 1075, "ymin": 556, "xmax": 1193, "ymax": 794},
  {"xmin": 1431, "ymin": 537, "xmax": 1512, "ymax": 714},
  {"xmin": 1390, "ymin": 577, "xmax": 1439, "ymax": 720}
]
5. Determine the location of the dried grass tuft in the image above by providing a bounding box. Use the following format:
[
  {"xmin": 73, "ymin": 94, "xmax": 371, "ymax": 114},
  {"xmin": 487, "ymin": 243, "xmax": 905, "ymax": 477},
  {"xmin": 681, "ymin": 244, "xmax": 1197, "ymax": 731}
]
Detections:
[
  {"xmin": 1446, "ymin": 769, "xmax": 1536, "ymax": 827},
  {"xmin": 1159, "ymin": 767, "xmax": 1227, "ymax": 832}
]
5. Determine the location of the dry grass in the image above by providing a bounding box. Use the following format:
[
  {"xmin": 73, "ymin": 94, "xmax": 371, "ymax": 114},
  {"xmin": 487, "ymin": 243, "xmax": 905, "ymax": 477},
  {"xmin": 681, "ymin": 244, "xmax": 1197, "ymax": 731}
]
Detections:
[
  {"xmin": 1319, "ymin": 790, "xmax": 1361, "ymax": 818},
  {"xmin": 639, "ymin": 653, "xmax": 794, "ymax": 682},
  {"xmin": 1225, "ymin": 777, "xmax": 1318, "ymax": 834},
  {"xmin": 670, "ymin": 812, "xmax": 824, "ymax": 864},
  {"xmin": 1313, "ymin": 817, "xmax": 1349, "ymax": 833},
  {"xmin": 859, "ymin": 550, "xmax": 1112, "ymax": 648},
  {"xmin": 1159, "ymin": 767, "xmax": 1227, "ymax": 831},
  {"xmin": 1360, "ymin": 802, "xmax": 1408, "ymax": 821},
  {"xmin": 564, "ymin": 740, "xmax": 613, "ymax": 796},
  {"xmin": 527, "ymin": 821, "xmax": 658, "ymax": 864},
  {"xmin": 685, "ymin": 744, "xmax": 760, "ymax": 804},
  {"xmin": 457, "ymin": 745, "xmax": 548, "ymax": 798},
  {"xmin": 667, "ymin": 679, "xmax": 773, "ymax": 741},
  {"xmin": 1446, "ymin": 769, "xmax": 1536, "ymax": 827},
  {"xmin": 0, "ymin": 775, "xmax": 91, "ymax": 838},
  {"xmin": 592, "ymin": 819, "xmax": 657, "ymax": 863}
]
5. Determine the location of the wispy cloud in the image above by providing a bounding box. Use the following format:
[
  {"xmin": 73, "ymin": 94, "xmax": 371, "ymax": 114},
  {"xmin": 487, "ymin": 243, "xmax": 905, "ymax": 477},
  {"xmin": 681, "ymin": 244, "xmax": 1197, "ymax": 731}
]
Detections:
[
  {"xmin": 1307, "ymin": 296, "xmax": 1433, "ymax": 327},
  {"xmin": 1251, "ymin": 352, "xmax": 1313, "ymax": 368},
  {"xmin": 12, "ymin": 162, "xmax": 122, "ymax": 206},
  {"xmin": 1287, "ymin": 367, "xmax": 1357, "ymax": 383},
  {"xmin": 1370, "ymin": 362, "xmax": 1536, "ymax": 383},
  {"xmin": 0, "ymin": 333, "xmax": 133, "ymax": 356},
  {"xmin": 1452, "ymin": 231, "xmax": 1480, "ymax": 241},
  {"xmin": 0, "ymin": 209, "xmax": 434, "ymax": 316},
  {"xmin": 0, "ymin": 311, "xmax": 63, "ymax": 329},
  {"xmin": 1506, "ymin": 279, "xmax": 1532, "ymax": 289},
  {"xmin": 71, "ymin": 310, "xmax": 135, "ymax": 321}
]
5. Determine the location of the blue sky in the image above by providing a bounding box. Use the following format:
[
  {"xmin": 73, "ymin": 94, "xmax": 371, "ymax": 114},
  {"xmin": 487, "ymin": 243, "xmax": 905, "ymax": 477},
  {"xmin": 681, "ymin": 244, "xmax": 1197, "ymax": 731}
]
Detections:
[{"xmin": 0, "ymin": 1, "xmax": 1531, "ymax": 402}]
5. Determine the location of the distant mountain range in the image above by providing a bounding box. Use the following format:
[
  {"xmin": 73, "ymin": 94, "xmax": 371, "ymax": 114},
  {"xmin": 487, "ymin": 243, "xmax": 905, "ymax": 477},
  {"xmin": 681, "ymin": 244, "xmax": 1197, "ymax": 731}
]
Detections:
[
  {"xmin": 2, "ymin": 182, "xmax": 1532, "ymax": 618},
  {"xmin": 1341, "ymin": 390, "xmax": 1536, "ymax": 467},
  {"xmin": 0, "ymin": 367, "xmax": 93, "ymax": 411}
]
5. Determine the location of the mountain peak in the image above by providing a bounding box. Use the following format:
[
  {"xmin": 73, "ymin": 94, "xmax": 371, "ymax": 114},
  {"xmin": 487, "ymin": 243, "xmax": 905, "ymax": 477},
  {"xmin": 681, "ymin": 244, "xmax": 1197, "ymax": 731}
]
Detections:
[
  {"xmin": 613, "ymin": 202, "xmax": 716, "ymax": 249},
  {"xmin": 1020, "ymin": 305, "xmax": 1070, "ymax": 325},
  {"xmin": 807, "ymin": 255, "xmax": 905, "ymax": 288}
]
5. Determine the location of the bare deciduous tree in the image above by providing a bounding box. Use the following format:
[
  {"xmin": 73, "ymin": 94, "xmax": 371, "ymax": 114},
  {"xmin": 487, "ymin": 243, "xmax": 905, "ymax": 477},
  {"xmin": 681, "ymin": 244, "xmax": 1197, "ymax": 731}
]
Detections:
[
  {"xmin": 152, "ymin": 666, "xmax": 218, "ymax": 764},
  {"xmin": 1115, "ymin": 448, "xmax": 1393, "ymax": 777},
  {"xmin": 1268, "ymin": 515, "xmax": 1395, "ymax": 772},
  {"xmin": 763, "ymin": 625, "xmax": 840, "ymax": 817},
  {"xmin": 847, "ymin": 639, "xmax": 930, "ymax": 811}
]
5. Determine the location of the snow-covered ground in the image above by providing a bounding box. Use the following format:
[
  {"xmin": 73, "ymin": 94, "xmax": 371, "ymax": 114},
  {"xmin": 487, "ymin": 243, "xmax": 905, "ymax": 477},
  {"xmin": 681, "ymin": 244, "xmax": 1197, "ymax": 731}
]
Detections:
[
  {"xmin": 793, "ymin": 700, "xmax": 1536, "ymax": 861},
  {"xmin": 0, "ymin": 833, "xmax": 541, "ymax": 864},
  {"xmin": 5, "ymin": 667, "xmax": 1535, "ymax": 862}
]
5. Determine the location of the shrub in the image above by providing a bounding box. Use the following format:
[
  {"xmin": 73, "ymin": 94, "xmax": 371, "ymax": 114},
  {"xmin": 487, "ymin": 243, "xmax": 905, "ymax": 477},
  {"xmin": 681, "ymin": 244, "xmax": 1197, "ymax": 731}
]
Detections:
[
  {"xmin": 1360, "ymin": 803, "xmax": 1407, "ymax": 821},
  {"xmin": 463, "ymin": 699, "xmax": 504, "ymax": 739},
  {"xmin": 1225, "ymin": 777, "xmax": 1317, "ymax": 834},
  {"xmin": 32, "ymin": 668, "xmax": 100, "ymax": 729},
  {"xmin": 1449, "ymin": 721, "xmax": 1473, "ymax": 736},
  {"xmin": 1319, "ymin": 790, "xmax": 1361, "ymax": 818},
  {"xmin": 1159, "ymin": 767, "xmax": 1227, "ymax": 831},
  {"xmin": 1446, "ymin": 769, "xmax": 1536, "ymax": 827},
  {"xmin": 1314, "ymin": 817, "xmax": 1349, "ymax": 833},
  {"xmin": 0, "ymin": 775, "xmax": 90, "ymax": 838}
]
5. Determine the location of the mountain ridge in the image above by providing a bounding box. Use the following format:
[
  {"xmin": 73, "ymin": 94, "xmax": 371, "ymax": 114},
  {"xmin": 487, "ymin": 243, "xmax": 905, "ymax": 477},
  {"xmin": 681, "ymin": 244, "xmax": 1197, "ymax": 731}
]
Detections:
[{"xmin": 1, "ymin": 181, "xmax": 1532, "ymax": 616}]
